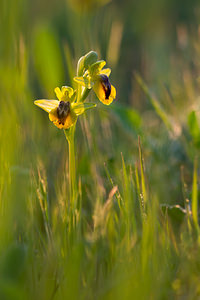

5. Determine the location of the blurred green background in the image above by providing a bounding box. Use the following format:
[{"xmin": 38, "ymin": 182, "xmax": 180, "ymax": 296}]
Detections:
[
  {"xmin": 2, "ymin": 0, "xmax": 200, "ymax": 206},
  {"xmin": 1, "ymin": 0, "xmax": 200, "ymax": 299}
]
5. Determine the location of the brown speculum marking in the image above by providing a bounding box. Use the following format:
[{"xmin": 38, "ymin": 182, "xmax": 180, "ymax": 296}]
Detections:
[
  {"xmin": 100, "ymin": 74, "xmax": 111, "ymax": 99},
  {"xmin": 57, "ymin": 101, "xmax": 70, "ymax": 125}
]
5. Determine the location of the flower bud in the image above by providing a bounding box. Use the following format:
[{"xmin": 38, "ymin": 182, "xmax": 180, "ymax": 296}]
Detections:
[
  {"xmin": 84, "ymin": 51, "xmax": 98, "ymax": 69},
  {"xmin": 77, "ymin": 55, "xmax": 85, "ymax": 76}
]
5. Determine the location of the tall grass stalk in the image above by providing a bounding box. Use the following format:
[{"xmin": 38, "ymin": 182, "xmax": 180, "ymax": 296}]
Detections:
[
  {"xmin": 192, "ymin": 158, "xmax": 199, "ymax": 235},
  {"xmin": 64, "ymin": 126, "xmax": 76, "ymax": 209}
]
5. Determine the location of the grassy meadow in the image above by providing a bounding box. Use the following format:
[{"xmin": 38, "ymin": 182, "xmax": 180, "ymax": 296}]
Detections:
[{"xmin": 1, "ymin": 0, "xmax": 200, "ymax": 299}]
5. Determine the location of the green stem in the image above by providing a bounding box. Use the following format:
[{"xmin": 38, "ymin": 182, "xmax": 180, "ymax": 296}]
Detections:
[
  {"xmin": 80, "ymin": 88, "xmax": 91, "ymax": 102},
  {"xmin": 64, "ymin": 125, "xmax": 76, "ymax": 209},
  {"xmin": 63, "ymin": 85, "xmax": 90, "ymax": 208},
  {"xmin": 77, "ymin": 87, "xmax": 91, "ymax": 103}
]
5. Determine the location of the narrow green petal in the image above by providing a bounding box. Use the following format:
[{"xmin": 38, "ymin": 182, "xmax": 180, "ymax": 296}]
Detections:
[
  {"xmin": 71, "ymin": 102, "xmax": 96, "ymax": 116},
  {"xmin": 34, "ymin": 100, "xmax": 59, "ymax": 113}
]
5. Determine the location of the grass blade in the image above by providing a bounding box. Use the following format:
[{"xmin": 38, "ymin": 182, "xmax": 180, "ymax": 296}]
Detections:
[
  {"xmin": 192, "ymin": 158, "xmax": 199, "ymax": 231},
  {"xmin": 135, "ymin": 72, "xmax": 173, "ymax": 133}
]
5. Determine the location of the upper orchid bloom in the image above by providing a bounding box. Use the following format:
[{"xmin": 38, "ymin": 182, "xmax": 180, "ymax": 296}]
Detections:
[
  {"xmin": 34, "ymin": 86, "xmax": 96, "ymax": 129},
  {"xmin": 74, "ymin": 60, "xmax": 116, "ymax": 105}
]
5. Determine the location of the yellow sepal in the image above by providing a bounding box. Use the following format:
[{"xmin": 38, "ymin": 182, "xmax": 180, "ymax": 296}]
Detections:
[{"xmin": 34, "ymin": 100, "xmax": 59, "ymax": 113}]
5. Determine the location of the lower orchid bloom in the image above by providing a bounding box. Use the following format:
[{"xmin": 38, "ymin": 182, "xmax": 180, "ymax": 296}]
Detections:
[{"xmin": 34, "ymin": 86, "xmax": 96, "ymax": 129}]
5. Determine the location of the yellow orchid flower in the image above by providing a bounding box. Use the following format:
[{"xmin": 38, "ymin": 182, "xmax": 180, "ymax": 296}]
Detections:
[
  {"xmin": 74, "ymin": 60, "xmax": 116, "ymax": 105},
  {"xmin": 34, "ymin": 86, "xmax": 96, "ymax": 129}
]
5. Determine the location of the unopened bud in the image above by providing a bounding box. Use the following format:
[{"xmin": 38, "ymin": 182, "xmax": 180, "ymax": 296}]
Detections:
[
  {"xmin": 77, "ymin": 55, "xmax": 85, "ymax": 76},
  {"xmin": 84, "ymin": 51, "xmax": 98, "ymax": 68}
]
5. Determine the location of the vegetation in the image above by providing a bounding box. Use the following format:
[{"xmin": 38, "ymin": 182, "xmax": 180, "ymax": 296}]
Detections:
[{"xmin": 1, "ymin": 0, "xmax": 200, "ymax": 299}]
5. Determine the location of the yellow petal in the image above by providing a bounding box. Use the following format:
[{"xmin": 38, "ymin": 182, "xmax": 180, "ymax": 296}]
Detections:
[
  {"xmin": 34, "ymin": 100, "xmax": 59, "ymax": 113},
  {"xmin": 54, "ymin": 87, "xmax": 62, "ymax": 100},
  {"xmin": 93, "ymin": 81, "xmax": 116, "ymax": 105},
  {"xmin": 99, "ymin": 68, "xmax": 111, "ymax": 77}
]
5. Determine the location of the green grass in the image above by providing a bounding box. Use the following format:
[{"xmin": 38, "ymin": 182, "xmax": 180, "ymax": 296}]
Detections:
[{"xmin": 1, "ymin": 0, "xmax": 200, "ymax": 299}]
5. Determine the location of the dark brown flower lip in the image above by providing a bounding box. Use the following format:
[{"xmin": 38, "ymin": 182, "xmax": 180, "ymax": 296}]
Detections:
[
  {"xmin": 57, "ymin": 101, "xmax": 70, "ymax": 125},
  {"xmin": 100, "ymin": 74, "xmax": 111, "ymax": 99}
]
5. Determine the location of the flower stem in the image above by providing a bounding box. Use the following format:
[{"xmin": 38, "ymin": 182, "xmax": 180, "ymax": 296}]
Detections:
[
  {"xmin": 80, "ymin": 88, "xmax": 91, "ymax": 102},
  {"xmin": 64, "ymin": 126, "xmax": 76, "ymax": 209}
]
